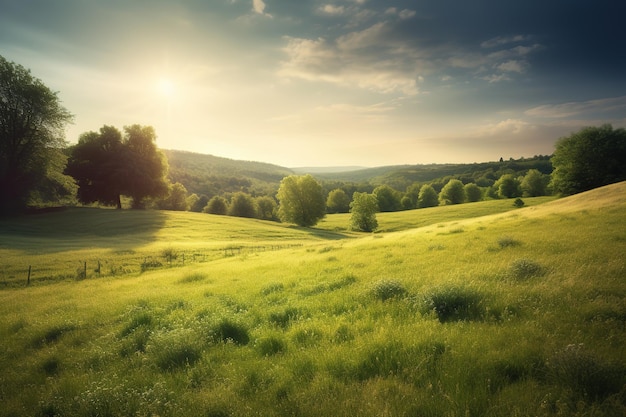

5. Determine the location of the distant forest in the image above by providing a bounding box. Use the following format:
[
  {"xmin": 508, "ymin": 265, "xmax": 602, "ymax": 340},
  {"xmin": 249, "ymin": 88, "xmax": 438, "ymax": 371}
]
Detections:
[{"xmin": 166, "ymin": 149, "xmax": 552, "ymax": 199}]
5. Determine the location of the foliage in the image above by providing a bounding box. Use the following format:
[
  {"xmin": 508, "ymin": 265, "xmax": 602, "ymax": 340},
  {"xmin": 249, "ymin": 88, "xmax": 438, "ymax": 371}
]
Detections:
[
  {"xmin": 0, "ymin": 55, "xmax": 74, "ymax": 214},
  {"xmin": 326, "ymin": 188, "xmax": 351, "ymax": 213},
  {"xmin": 373, "ymin": 185, "xmax": 402, "ymax": 212},
  {"xmin": 513, "ymin": 197, "xmax": 525, "ymax": 207},
  {"xmin": 550, "ymin": 124, "xmax": 626, "ymax": 195},
  {"xmin": 370, "ymin": 279, "xmax": 407, "ymax": 301},
  {"xmin": 157, "ymin": 182, "xmax": 190, "ymax": 211},
  {"xmin": 495, "ymin": 174, "xmax": 522, "ymax": 198},
  {"xmin": 228, "ymin": 192, "xmax": 257, "ymax": 218},
  {"xmin": 204, "ymin": 195, "xmax": 227, "ymax": 215},
  {"xmin": 418, "ymin": 184, "xmax": 439, "ymax": 208},
  {"xmin": 255, "ymin": 196, "xmax": 277, "ymax": 220},
  {"xmin": 508, "ymin": 258, "xmax": 544, "ymax": 280},
  {"xmin": 521, "ymin": 168, "xmax": 548, "ymax": 197},
  {"xmin": 420, "ymin": 285, "xmax": 485, "ymax": 322},
  {"xmin": 66, "ymin": 125, "xmax": 169, "ymax": 209},
  {"xmin": 349, "ymin": 192, "xmax": 378, "ymax": 232},
  {"xmin": 464, "ymin": 182, "xmax": 482, "ymax": 202},
  {"xmin": 277, "ymin": 174, "xmax": 326, "ymax": 227},
  {"xmin": 439, "ymin": 179, "xmax": 466, "ymax": 205}
]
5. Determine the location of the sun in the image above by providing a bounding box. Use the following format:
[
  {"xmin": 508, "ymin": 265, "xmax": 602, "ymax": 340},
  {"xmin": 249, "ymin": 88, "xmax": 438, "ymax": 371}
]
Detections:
[{"xmin": 156, "ymin": 77, "xmax": 175, "ymax": 98}]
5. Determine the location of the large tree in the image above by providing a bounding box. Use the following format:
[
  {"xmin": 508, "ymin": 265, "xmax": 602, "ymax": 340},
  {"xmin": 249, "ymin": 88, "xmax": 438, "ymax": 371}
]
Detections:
[
  {"xmin": 550, "ymin": 124, "xmax": 626, "ymax": 195},
  {"xmin": 277, "ymin": 174, "xmax": 326, "ymax": 227},
  {"xmin": 65, "ymin": 125, "xmax": 169, "ymax": 208},
  {"xmin": 0, "ymin": 55, "xmax": 74, "ymax": 214}
]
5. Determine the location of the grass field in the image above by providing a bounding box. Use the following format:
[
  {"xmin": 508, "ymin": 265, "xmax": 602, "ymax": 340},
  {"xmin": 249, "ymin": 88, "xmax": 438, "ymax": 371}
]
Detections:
[{"xmin": 0, "ymin": 185, "xmax": 624, "ymax": 416}]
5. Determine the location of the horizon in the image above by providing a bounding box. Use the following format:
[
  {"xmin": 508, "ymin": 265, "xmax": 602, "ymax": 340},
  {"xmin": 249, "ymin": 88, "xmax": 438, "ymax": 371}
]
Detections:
[{"xmin": 1, "ymin": 1, "xmax": 625, "ymax": 167}]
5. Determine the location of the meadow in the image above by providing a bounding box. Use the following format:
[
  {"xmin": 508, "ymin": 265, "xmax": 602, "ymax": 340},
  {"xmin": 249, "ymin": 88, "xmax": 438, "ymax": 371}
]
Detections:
[{"xmin": 0, "ymin": 184, "xmax": 624, "ymax": 416}]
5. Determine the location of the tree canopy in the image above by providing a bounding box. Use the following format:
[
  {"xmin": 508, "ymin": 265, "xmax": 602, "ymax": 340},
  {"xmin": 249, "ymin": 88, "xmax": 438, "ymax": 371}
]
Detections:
[
  {"xmin": 439, "ymin": 179, "xmax": 466, "ymax": 205},
  {"xmin": 550, "ymin": 124, "xmax": 626, "ymax": 195},
  {"xmin": 65, "ymin": 125, "xmax": 169, "ymax": 208},
  {"xmin": 349, "ymin": 192, "xmax": 378, "ymax": 232},
  {"xmin": 277, "ymin": 174, "xmax": 326, "ymax": 227},
  {"xmin": 0, "ymin": 55, "xmax": 74, "ymax": 214}
]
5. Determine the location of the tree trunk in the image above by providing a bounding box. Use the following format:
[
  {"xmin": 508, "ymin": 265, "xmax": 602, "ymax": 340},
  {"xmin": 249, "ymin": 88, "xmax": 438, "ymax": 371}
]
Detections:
[{"xmin": 116, "ymin": 195, "xmax": 122, "ymax": 209}]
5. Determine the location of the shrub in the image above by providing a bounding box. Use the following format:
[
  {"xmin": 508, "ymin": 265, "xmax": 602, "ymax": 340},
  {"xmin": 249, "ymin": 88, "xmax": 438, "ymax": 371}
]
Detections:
[
  {"xmin": 211, "ymin": 319, "xmax": 250, "ymax": 345},
  {"xmin": 509, "ymin": 259, "xmax": 544, "ymax": 280},
  {"xmin": 498, "ymin": 236, "xmax": 521, "ymax": 249},
  {"xmin": 148, "ymin": 329, "xmax": 202, "ymax": 371},
  {"xmin": 371, "ymin": 279, "xmax": 407, "ymax": 301},
  {"xmin": 546, "ymin": 344, "xmax": 624, "ymax": 400},
  {"xmin": 257, "ymin": 335, "xmax": 286, "ymax": 356},
  {"xmin": 421, "ymin": 286, "xmax": 484, "ymax": 322},
  {"xmin": 513, "ymin": 197, "xmax": 525, "ymax": 207}
]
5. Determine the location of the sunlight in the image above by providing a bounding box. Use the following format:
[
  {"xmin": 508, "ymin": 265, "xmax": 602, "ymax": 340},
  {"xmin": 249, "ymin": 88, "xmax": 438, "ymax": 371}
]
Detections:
[{"xmin": 156, "ymin": 77, "xmax": 175, "ymax": 98}]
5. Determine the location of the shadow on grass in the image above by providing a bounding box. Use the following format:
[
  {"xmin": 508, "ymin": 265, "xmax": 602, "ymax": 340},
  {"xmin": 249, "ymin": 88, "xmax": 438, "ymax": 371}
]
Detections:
[
  {"xmin": 0, "ymin": 207, "xmax": 168, "ymax": 253},
  {"xmin": 287, "ymin": 225, "xmax": 351, "ymax": 240}
]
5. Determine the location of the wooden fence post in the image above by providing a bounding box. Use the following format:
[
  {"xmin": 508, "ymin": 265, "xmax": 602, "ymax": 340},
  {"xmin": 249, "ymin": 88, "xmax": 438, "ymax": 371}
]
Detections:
[{"xmin": 27, "ymin": 265, "xmax": 31, "ymax": 285}]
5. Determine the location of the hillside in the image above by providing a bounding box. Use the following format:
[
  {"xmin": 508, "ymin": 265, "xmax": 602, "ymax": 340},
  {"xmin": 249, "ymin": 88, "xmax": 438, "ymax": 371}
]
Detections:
[
  {"xmin": 163, "ymin": 150, "xmax": 553, "ymax": 197},
  {"xmin": 0, "ymin": 182, "xmax": 624, "ymax": 416},
  {"xmin": 163, "ymin": 149, "xmax": 294, "ymax": 197}
]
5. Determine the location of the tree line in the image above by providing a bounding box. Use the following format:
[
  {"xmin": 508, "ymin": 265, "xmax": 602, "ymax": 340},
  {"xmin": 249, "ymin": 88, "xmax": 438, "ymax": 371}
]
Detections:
[{"xmin": 2, "ymin": 55, "xmax": 626, "ymax": 231}]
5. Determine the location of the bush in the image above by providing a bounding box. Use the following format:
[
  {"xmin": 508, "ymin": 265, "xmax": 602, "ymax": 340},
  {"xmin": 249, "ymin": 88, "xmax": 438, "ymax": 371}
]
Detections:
[
  {"xmin": 370, "ymin": 279, "xmax": 407, "ymax": 301},
  {"xmin": 498, "ymin": 236, "xmax": 521, "ymax": 249},
  {"xmin": 211, "ymin": 319, "xmax": 250, "ymax": 345},
  {"xmin": 421, "ymin": 286, "xmax": 484, "ymax": 322},
  {"xmin": 509, "ymin": 259, "xmax": 544, "ymax": 280},
  {"xmin": 546, "ymin": 344, "xmax": 624, "ymax": 400},
  {"xmin": 257, "ymin": 335, "xmax": 286, "ymax": 356},
  {"xmin": 148, "ymin": 329, "xmax": 202, "ymax": 371}
]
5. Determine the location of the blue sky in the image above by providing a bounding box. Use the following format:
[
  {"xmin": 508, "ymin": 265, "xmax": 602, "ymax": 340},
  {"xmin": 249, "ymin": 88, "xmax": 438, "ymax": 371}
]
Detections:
[{"xmin": 1, "ymin": 0, "xmax": 624, "ymax": 167}]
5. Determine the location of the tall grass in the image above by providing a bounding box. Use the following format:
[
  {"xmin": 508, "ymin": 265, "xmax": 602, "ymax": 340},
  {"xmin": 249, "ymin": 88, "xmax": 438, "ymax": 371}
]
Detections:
[{"xmin": 0, "ymin": 183, "xmax": 624, "ymax": 416}]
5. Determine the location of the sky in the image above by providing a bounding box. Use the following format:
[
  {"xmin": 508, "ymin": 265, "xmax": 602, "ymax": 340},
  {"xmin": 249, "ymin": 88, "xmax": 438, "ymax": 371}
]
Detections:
[{"xmin": 1, "ymin": 0, "xmax": 625, "ymax": 168}]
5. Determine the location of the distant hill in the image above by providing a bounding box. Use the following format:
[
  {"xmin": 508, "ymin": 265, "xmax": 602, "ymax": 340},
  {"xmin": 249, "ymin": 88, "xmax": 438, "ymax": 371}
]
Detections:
[
  {"xmin": 163, "ymin": 149, "xmax": 553, "ymax": 196},
  {"xmin": 163, "ymin": 150, "xmax": 294, "ymax": 197}
]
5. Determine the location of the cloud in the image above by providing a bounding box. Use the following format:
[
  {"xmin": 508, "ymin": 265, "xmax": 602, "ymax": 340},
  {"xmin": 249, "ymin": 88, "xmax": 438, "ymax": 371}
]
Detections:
[
  {"xmin": 475, "ymin": 119, "xmax": 531, "ymax": 136},
  {"xmin": 320, "ymin": 5, "xmax": 345, "ymax": 16},
  {"xmin": 252, "ymin": 0, "xmax": 271, "ymax": 17},
  {"xmin": 525, "ymin": 96, "xmax": 626, "ymax": 118},
  {"xmin": 497, "ymin": 59, "xmax": 527, "ymax": 73},
  {"xmin": 278, "ymin": 22, "xmax": 423, "ymax": 95},
  {"xmin": 481, "ymin": 35, "xmax": 531, "ymax": 49}
]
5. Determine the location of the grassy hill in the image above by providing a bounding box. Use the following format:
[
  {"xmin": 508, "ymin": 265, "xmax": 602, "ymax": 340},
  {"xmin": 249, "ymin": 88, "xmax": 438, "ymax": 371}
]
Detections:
[{"xmin": 0, "ymin": 183, "xmax": 624, "ymax": 416}]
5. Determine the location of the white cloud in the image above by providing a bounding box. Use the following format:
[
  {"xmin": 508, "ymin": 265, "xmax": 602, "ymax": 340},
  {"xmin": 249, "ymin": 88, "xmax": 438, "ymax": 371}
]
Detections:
[
  {"xmin": 525, "ymin": 96, "xmax": 626, "ymax": 118},
  {"xmin": 252, "ymin": 0, "xmax": 271, "ymax": 17},
  {"xmin": 398, "ymin": 9, "xmax": 417, "ymax": 20},
  {"xmin": 320, "ymin": 5, "xmax": 345, "ymax": 16},
  {"xmin": 497, "ymin": 59, "xmax": 527, "ymax": 73}
]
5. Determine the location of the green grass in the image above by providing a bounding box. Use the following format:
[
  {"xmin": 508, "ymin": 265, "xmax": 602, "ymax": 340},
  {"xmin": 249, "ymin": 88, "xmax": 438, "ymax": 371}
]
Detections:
[{"xmin": 0, "ymin": 184, "xmax": 625, "ymax": 416}]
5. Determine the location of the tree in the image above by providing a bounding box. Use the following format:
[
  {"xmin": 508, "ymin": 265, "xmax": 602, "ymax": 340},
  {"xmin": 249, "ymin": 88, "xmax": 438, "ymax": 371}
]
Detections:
[
  {"xmin": 157, "ymin": 182, "xmax": 189, "ymax": 211},
  {"xmin": 326, "ymin": 188, "xmax": 350, "ymax": 213},
  {"xmin": 0, "ymin": 55, "xmax": 74, "ymax": 214},
  {"xmin": 65, "ymin": 126, "xmax": 126, "ymax": 208},
  {"xmin": 373, "ymin": 185, "xmax": 402, "ymax": 212},
  {"xmin": 277, "ymin": 174, "xmax": 326, "ymax": 227},
  {"xmin": 204, "ymin": 195, "xmax": 227, "ymax": 215},
  {"xmin": 439, "ymin": 179, "xmax": 466, "ymax": 205},
  {"xmin": 66, "ymin": 125, "xmax": 169, "ymax": 209},
  {"xmin": 464, "ymin": 183, "xmax": 483, "ymax": 202},
  {"xmin": 122, "ymin": 125, "xmax": 169, "ymax": 209},
  {"xmin": 349, "ymin": 192, "xmax": 378, "ymax": 232},
  {"xmin": 404, "ymin": 183, "xmax": 422, "ymax": 209},
  {"xmin": 550, "ymin": 124, "xmax": 626, "ymax": 195},
  {"xmin": 418, "ymin": 184, "xmax": 439, "ymax": 208},
  {"xmin": 495, "ymin": 174, "xmax": 522, "ymax": 198},
  {"xmin": 228, "ymin": 192, "xmax": 257, "ymax": 218},
  {"xmin": 521, "ymin": 169, "xmax": 548, "ymax": 197},
  {"xmin": 256, "ymin": 196, "xmax": 277, "ymax": 220}
]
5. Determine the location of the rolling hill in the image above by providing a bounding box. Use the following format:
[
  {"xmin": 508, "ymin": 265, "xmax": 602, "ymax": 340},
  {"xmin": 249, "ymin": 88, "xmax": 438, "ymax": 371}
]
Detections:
[{"xmin": 0, "ymin": 182, "xmax": 624, "ymax": 417}]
